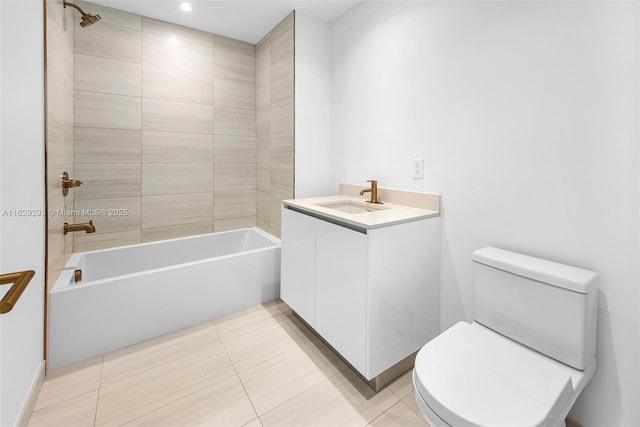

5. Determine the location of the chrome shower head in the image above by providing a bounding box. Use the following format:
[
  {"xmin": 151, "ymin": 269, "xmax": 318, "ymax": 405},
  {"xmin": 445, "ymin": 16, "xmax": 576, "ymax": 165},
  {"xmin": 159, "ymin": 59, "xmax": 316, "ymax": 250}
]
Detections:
[{"xmin": 63, "ymin": 1, "xmax": 101, "ymax": 28}]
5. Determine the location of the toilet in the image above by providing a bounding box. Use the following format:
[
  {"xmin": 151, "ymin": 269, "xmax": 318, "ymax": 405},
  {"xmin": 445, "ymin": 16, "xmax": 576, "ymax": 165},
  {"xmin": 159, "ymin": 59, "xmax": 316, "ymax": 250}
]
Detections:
[{"xmin": 413, "ymin": 247, "xmax": 598, "ymax": 427}]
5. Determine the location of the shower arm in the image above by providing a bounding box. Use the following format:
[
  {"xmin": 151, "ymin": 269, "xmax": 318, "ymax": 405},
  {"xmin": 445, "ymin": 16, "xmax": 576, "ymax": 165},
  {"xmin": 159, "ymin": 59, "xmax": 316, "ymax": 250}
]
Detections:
[{"xmin": 63, "ymin": 1, "xmax": 89, "ymax": 17}]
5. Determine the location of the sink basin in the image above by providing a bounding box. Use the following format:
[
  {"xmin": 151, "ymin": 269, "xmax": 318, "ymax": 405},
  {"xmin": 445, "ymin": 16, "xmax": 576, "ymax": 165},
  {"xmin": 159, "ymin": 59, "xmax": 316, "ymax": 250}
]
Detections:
[{"xmin": 315, "ymin": 200, "xmax": 388, "ymax": 215}]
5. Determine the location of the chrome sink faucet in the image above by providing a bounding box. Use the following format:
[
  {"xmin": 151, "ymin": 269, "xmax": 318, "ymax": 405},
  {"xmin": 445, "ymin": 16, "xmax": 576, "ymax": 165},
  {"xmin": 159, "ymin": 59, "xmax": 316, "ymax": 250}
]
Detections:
[{"xmin": 359, "ymin": 180, "xmax": 382, "ymax": 204}]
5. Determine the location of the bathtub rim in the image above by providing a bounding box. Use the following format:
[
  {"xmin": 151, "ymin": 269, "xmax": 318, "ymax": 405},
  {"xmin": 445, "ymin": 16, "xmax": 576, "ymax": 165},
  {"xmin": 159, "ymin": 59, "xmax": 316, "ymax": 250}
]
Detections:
[{"xmin": 52, "ymin": 227, "xmax": 281, "ymax": 293}]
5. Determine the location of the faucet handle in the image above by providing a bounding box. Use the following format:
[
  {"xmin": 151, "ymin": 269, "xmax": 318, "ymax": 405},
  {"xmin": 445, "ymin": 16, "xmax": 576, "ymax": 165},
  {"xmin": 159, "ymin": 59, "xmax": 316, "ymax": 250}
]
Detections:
[{"xmin": 366, "ymin": 179, "xmax": 377, "ymax": 184}]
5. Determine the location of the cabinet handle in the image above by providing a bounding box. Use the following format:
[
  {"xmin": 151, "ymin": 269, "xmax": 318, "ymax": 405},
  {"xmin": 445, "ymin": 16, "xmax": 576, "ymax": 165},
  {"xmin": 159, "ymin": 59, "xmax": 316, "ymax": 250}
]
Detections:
[{"xmin": 0, "ymin": 270, "xmax": 35, "ymax": 314}]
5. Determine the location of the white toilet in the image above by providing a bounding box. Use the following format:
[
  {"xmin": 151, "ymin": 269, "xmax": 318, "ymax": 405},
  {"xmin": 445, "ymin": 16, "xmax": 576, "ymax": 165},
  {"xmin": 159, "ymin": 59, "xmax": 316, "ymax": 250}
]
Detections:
[{"xmin": 413, "ymin": 247, "xmax": 598, "ymax": 427}]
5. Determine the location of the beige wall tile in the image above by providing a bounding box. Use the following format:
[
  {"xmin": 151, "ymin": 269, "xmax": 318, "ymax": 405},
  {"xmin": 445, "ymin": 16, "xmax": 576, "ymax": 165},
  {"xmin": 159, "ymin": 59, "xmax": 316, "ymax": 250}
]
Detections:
[
  {"xmin": 72, "ymin": 197, "xmax": 142, "ymax": 234},
  {"xmin": 256, "ymin": 216, "xmax": 271, "ymax": 234},
  {"xmin": 142, "ymin": 17, "xmax": 214, "ymax": 47},
  {"xmin": 270, "ymin": 130, "xmax": 293, "ymax": 162},
  {"xmin": 270, "ymin": 27, "xmax": 294, "ymax": 64},
  {"xmin": 214, "ymin": 162, "xmax": 257, "ymax": 192},
  {"xmin": 74, "ymin": 127, "xmax": 142, "ymax": 164},
  {"xmin": 257, "ymin": 190, "xmax": 270, "ymax": 219},
  {"xmin": 75, "ymin": 91, "xmax": 142, "ymax": 130},
  {"xmin": 74, "ymin": 230, "xmax": 141, "ymax": 252},
  {"xmin": 47, "ymin": 68, "xmax": 65, "ymax": 123},
  {"xmin": 142, "ymin": 32, "xmax": 213, "ymax": 79},
  {"xmin": 76, "ymin": 0, "xmax": 141, "ymax": 30},
  {"xmin": 214, "ymin": 216, "xmax": 256, "ymax": 232},
  {"xmin": 270, "ymin": 97, "xmax": 294, "ymax": 134},
  {"xmin": 142, "ymin": 192, "xmax": 214, "ymax": 228},
  {"xmin": 214, "ymin": 135, "xmax": 256, "ymax": 164},
  {"xmin": 142, "ymin": 163, "xmax": 214, "ymax": 196},
  {"xmin": 214, "ymin": 77, "xmax": 255, "ymax": 110},
  {"xmin": 74, "ymin": 22, "xmax": 141, "ymax": 64},
  {"xmin": 257, "ymin": 161, "xmax": 271, "ymax": 192},
  {"xmin": 75, "ymin": 54, "xmax": 141, "ymax": 96},
  {"xmin": 142, "ymin": 65, "xmax": 214, "ymax": 105},
  {"xmin": 143, "ymin": 98, "xmax": 213, "ymax": 134},
  {"xmin": 74, "ymin": 164, "xmax": 141, "ymax": 200},
  {"xmin": 270, "ymin": 55, "xmax": 294, "ymax": 103},
  {"xmin": 271, "ymin": 164, "xmax": 294, "ymax": 189},
  {"xmin": 214, "ymin": 191, "xmax": 256, "ymax": 219},
  {"xmin": 269, "ymin": 11, "xmax": 294, "ymax": 47},
  {"xmin": 215, "ymin": 107, "xmax": 255, "ymax": 136},
  {"xmin": 47, "ymin": 113, "xmax": 73, "ymax": 166},
  {"xmin": 214, "ymin": 36, "xmax": 255, "ymax": 83},
  {"xmin": 256, "ymin": 80, "xmax": 270, "ymax": 109},
  {"xmin": 256, "ymin": 107, "xmax": 270, "ymax": 137},
  {"xmin": 142, "ymin": 131, "xmax": 213, "ymax": 164},
  {"xmin": 141, "ymin": 221, "xmax": 214, "ymax": 243},
  {"xmin": 256, "ymin": 39, "xmax": 270, "ymax": 84}
]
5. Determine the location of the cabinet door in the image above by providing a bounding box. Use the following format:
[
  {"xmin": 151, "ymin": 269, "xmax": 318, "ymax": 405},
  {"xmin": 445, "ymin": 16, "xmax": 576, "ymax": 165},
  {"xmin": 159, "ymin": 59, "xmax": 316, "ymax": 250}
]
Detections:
[
  {"xmin": 315, "ymin": 220, "xmax": 367, "ymax": 374},
  {"xmin": 281, "ymin": 208, "xmax": 317, "ymax": 326}
]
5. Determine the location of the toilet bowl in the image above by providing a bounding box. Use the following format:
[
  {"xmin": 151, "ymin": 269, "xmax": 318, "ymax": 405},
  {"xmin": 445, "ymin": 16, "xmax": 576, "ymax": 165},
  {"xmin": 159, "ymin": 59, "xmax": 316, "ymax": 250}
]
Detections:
[{"xmin": 413, "ymin": 247, "xmax": 598, "ymax": 427}]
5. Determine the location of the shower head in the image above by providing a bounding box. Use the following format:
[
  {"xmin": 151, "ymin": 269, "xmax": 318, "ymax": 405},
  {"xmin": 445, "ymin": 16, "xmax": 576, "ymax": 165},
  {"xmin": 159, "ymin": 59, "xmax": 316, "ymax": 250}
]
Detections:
[{"xmin": 63, "ymin": 1, "xmax": 101, "ymax": 27}]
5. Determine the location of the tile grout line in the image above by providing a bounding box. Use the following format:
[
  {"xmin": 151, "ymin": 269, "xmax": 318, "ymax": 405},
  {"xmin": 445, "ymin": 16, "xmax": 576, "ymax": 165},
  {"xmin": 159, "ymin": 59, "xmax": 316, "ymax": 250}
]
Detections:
[
  {"xmin": 212, "ymin": 320, "xmax": 261, "ymax": 422},
  {"xmin": 92, "ymin": 355, "xmax": 105, "ymax": 426}
]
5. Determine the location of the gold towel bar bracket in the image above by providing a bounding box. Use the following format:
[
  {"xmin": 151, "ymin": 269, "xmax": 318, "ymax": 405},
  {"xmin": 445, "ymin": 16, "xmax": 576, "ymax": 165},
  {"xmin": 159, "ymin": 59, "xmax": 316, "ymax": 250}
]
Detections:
[{"xmin": 0, "ymin": 270, "xmax": 35, "ymax": 314}]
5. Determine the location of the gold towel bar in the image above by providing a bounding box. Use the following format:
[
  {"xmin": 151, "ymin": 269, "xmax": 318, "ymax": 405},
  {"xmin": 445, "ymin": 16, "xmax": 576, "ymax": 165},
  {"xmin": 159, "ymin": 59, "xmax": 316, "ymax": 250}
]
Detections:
[{"xmin": 0, "ymin": 270, "xmax": 35, "ymax": 314}]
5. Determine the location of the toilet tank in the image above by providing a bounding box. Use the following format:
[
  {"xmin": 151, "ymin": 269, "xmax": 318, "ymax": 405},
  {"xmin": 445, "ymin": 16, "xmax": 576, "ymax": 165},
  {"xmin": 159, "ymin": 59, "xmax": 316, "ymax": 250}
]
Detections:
[{"xmin": 473, "ymin": 247, "xmax": 598, "ymax": 370}]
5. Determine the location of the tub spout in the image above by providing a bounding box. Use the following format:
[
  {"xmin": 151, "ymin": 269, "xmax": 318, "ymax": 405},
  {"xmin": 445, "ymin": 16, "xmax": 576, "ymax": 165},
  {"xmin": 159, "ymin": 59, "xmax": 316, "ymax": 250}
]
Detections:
[{"xmin": 64, "ymin": 221, "xmax": 96, "ymax": 235}]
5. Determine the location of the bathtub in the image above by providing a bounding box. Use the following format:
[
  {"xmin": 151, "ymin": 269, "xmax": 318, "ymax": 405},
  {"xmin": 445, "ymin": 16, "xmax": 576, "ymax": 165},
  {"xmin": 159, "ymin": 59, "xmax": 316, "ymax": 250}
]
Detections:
[{"xmin": 48, "ymin": 227, "xmax": 280, "ymax": 370}]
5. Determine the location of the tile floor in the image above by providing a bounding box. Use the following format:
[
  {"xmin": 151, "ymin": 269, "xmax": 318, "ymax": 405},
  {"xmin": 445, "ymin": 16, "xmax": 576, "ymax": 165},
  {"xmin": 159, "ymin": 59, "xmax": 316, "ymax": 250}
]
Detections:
[{"xmin": 29, "ymin": 300, "xmax": 427, "ymax": 427}]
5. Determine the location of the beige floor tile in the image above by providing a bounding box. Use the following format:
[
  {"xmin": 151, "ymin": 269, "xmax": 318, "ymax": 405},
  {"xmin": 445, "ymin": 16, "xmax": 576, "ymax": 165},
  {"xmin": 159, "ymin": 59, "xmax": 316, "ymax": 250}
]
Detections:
[
  {"xmin": 122, "ymin": 375, "xmax": 256, "ymax": 427},
  {"xmin": 223, "ymin": 319, "xmax": 304, "ymax": 372},
  {"xmin": 28, "ymin": 390, "xmax": 98, "ymax": 427},
  {"xmin": 242, "ymin": 418, "xmax": 263, "ymax": 427},
  {"xmin": 367, "ymin": 401, "xmax": 428, "ymax": 427},
  {"xmin": 35, "ymin": 356, "xmax": 103, "ymax": 411},
  {"xmin": 95, "ymin": 344, "xmax": 234, "ymax": 426},
  {"xmin": 30, "ymin": 301, "xmax": 413, "ymax": 427},
  {"xmin": 402, "ymin": 391, "xmax": 423, "ymax": 418},
  {"xmin": 239, "ymin": 346, "xmax": 342, "ymax": 416},
  {"xmin": 387, "ymin": 370, "xmax": 414, "ymax": 399},
  {"xmin": 101, "ymin": 322, "xmax": 220, "ymax": 386},
  {"xmin": 214, "ymin": 304, "xmax": 290, "ymax": 342},
  {"xmin": 260, "ymin": 368, "xmax": 399, "ymax": 427}
]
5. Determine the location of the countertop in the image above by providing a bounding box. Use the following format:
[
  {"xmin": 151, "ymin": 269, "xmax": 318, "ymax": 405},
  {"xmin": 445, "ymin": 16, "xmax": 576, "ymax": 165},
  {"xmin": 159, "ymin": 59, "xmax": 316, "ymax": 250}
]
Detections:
[{"xmin": 282, "ymin": 195, "xmax": 440, "ymax": 230}]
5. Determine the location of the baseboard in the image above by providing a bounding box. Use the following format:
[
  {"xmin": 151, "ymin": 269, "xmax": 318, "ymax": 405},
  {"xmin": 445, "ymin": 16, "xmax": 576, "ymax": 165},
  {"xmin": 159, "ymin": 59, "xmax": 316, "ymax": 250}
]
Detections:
[
  {"xmin": 566, "ymin": 416, "xmax": 584, "ymax": 427},
  {"xmin": 16, "ymin": 361, "xmax": 44, "ymax": 427}
]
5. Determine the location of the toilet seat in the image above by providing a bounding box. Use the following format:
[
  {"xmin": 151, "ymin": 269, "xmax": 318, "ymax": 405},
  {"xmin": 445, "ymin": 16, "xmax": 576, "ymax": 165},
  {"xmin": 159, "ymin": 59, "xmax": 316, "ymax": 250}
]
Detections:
[{"xmin": 413, "ymin": 322, "xmax": 590, "ymax": 427}]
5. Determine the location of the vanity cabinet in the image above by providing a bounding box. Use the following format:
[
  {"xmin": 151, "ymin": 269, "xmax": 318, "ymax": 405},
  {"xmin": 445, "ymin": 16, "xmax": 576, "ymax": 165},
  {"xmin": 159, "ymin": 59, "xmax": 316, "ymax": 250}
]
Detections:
[{"xmin": 281, "ymin": 206, "xmax": 440, "ymax": 380}]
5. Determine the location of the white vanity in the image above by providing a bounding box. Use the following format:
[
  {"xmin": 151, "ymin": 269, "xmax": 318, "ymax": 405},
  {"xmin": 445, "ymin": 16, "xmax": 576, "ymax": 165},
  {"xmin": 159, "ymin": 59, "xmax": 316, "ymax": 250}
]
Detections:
[{"xmin": 280, "ymin": 184, "xmax": 441, "ymax": 389}]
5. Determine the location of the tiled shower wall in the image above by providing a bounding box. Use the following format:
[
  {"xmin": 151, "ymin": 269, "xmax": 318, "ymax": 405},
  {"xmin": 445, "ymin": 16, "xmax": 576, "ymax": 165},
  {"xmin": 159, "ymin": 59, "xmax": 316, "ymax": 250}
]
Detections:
[
  {"xmin": 256, "ymin": 12, "xmax": 295, "ymax": 238},
  {"xmin": 71, "ymin": 1, "xmax": 259, "ymax": 251},
  {"xmin": 46, "ymin": 0, "xmax": 74, "ymax": 289}
]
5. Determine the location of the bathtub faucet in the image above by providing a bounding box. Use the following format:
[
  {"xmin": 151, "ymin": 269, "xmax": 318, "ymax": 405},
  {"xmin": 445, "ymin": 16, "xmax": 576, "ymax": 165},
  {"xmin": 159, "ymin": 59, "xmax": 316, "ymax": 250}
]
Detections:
[{"xmin": 64, "ymin": 221, "xmax": 96, "ymax": 235}]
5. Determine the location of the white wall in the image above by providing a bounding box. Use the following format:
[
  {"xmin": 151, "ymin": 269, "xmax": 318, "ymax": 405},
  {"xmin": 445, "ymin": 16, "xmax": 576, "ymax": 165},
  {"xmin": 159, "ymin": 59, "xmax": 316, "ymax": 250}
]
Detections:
[
  {"xmin": 294, "ymin": 12, "xmax": 333, "ymax": 198},
  {"xmin": 0, "ymin": 0, "xmax": 45, "ymax": 425},
  {"xmin": 330, "ymin": 1, "xmax": 639, "ymax": 425}
]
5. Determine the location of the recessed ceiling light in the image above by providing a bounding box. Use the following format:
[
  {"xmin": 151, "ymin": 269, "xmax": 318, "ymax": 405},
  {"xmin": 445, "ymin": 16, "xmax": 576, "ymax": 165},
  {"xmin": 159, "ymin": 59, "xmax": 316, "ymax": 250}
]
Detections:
[{"xmin": 180, "ymin": 2, "xmax": 192, "ymax": 12}]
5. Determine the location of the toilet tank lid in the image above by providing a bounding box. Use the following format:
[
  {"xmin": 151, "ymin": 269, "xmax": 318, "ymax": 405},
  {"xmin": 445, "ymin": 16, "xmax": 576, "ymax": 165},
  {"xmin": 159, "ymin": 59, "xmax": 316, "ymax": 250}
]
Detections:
[{"xmin": 473, "ymin": 247, "xmax": 598, "ymax": 294}]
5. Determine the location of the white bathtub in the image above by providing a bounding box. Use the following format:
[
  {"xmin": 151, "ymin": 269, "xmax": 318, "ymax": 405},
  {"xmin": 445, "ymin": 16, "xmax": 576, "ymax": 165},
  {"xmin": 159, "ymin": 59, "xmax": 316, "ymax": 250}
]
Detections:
[{"xmin": 48, "ymin": 227, "xmax": 281, "ymax": 370}]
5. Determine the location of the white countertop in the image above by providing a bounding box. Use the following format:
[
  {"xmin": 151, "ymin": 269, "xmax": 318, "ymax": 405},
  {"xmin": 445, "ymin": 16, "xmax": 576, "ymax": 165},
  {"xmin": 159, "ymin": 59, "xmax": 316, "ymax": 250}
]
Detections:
[{"xmin": 282, "ymin": 195, "xmax": 439, "ymax": 230}]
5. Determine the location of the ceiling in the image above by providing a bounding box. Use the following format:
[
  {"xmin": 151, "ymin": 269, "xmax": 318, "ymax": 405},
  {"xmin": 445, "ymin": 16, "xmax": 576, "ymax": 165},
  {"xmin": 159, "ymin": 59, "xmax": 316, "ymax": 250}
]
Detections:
[{"xmin": 88, "ymin": 0, "xmax": 361, "ymax": 44}]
